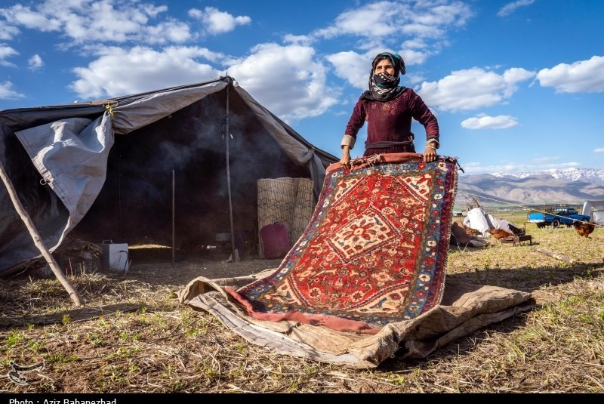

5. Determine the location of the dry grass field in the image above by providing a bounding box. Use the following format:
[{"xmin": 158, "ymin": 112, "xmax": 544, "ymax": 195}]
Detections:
[{"xmin": 1, "ymin": 221, "xmax": 603, "ymax": 394}]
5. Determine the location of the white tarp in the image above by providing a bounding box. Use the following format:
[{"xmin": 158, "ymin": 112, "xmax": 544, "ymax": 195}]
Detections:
[
  {"xmin": 463, "ymin": 208, "xmax": 492, "ymax": 236},
  {"xmin": 582, "ymin": 200, "xmax": 604, "ymax": 225},
  {"xmin": 16, "ymin": 115, "xmax": 113, "ymax": 230},
  {"xmin": 462, "ymin": 207, "xmax": 519, "ymax": 237}
]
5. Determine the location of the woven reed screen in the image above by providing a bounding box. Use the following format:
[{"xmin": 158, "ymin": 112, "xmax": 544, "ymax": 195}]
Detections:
[{"xmin": 257, "ymin": 178, "xmax": 314, "ymax": 258}]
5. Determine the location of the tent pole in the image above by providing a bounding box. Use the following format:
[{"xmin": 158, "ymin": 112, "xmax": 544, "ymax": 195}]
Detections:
[
  {"xmin": 117, "ymin": 143, "xmax": 122, "ymax": 240},
  {"xmin": 172, "ymin": 169, "xmax": 175, "ymax": 267},
  {"xmin": 225, "ymin": 78, "xmax": 240, "ymax": 263},
  {"xmin": 0, "ymin": 161, "xmax": 83, "ymax": 307}
]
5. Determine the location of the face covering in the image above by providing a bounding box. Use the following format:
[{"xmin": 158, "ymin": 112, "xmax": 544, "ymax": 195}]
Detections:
[
  {"xmin": 361, "ymin": 52, "xmax": 407, "ymax": 101},
  {"xmin": 373, "ymin": 72, "xmax": 399, "ymax": 88}
]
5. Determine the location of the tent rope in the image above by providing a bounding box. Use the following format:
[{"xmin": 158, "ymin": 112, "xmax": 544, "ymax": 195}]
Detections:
[{"xmin": 457, "ymin": 190, "xmax": 600, "ymax": 227}]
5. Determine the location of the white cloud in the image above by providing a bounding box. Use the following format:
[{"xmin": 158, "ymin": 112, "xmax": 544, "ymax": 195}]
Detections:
[
  {"xmin": 595, "ymin": 148, "xmax": 604, "ymax": 153},
  {"xmin": 313, "ymin": 1, "xmax": 472, "ymax": 64},
  {"xmin": 0, "ymin": 0, "xmax": 190, "ymax": 46},
  {"xmin": 502, "ymin": 68, "xmax": 535, "ymax": 96},
  {"xmin": 314, "ymin": 2, "xmax": 406, "ymax": 39},
  {"xmin": 0, "ymin": 20, "xmax": 20, "ymax": 40},
  {"xmin": 461, "ymin": 114, "xmax": 519, "ymax": 129},
  {"xmin": 226, "ymin": 43, "xmax": 339, "ymax": 121},
  {"xmin": 0, "ymin": 81, "xmax": 24, "ymax": 99},
  {"xmin": 0, "ymin": 44, "xmax": 18, "ymax": 66},
  {"xmin": 143, "ymin": 21, "xmax": 194, "ymax": 44},
  {"xmin": 325, "ymin": 51, "xmax": 370, "ymax": 91},
  {"xmin": 283, "ymin": 34, "xmax": 314, "ymax": 46},
  {"xmin": 400, "ymin": 48, "xmax": 430, "ymax": 66},
  {"xmin": 418, "ymin": 67, "xmax": 535, "ymax": 112},
  {"xmin": 0, "ymin": 4, "xmax": 62, "ymax": 32},
  {"xmin": 497, "ymin": 0, "xmax": 537, "ymax": 17},
  {"xmin": 315, "ymin": 1, "xmax": 472, "ymax": 39},
  {"xmin": 536, "ymin": 56, "xmax": 604, "ymax": 93},
  {"xmin": 69, "ymin": 46, "xmax": 223, "ymax": 99},
  {"xmin": 402, "ymin": 38, "xmax": 428, "ymax": 50},
  {"xmin": 405, "ymin": 73, "xmax": 426, "ymax": 86},
  {"xmin": 189, "ymin": 7, "xmax": 250, "ymax": 35},
  {"xmin": 28, "ymin": 54, "xmax": 44, "ymax": 70},
  {"xmin": 68, "ymin": 41, "xmax": 338, "ymax": 121}
]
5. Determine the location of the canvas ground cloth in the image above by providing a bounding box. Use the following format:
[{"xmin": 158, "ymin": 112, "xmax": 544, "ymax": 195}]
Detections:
[{"xmin": 179, "ymin": 154, "xmax": 535, "ymax": 368}]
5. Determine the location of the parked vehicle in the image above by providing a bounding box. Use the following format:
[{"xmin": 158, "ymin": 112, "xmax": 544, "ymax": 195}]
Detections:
[{"xmin": 528, "ymin": 205, "xmax": 590, "ymax": 228}]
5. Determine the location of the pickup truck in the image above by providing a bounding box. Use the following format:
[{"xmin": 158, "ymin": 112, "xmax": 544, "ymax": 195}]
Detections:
[{"xmin": 528, "ymin": 206, "xmax": 590, "ymax": 228}]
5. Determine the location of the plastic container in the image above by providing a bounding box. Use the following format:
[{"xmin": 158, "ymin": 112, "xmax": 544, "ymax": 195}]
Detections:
[
  {"xmin": 260, "ymin": 222, "xmax": 290, "ymax": 259},
  {"xmin": 99, "ymin": 240, "xmax": 129, "ymax": 272}
]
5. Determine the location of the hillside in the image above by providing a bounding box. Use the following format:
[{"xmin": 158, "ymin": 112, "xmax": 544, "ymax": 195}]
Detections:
[
  {"xmin": 456, "ymin": 168, "xmax": 604, "ymax": 208},
  {"xmin": 492, "ymin": 167, "xmax": 604, "ymax": 186}
]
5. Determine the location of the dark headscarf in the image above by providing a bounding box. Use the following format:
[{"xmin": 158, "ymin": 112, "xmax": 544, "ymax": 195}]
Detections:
[{"xmin": 361, "ymin": 52, "xmax": 407, "ymax": 102}]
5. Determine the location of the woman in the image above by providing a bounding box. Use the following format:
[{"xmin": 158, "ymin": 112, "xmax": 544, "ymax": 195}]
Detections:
[{"xmin": 339, "ymin": 52, "xmax": 439, "ymax": 168}]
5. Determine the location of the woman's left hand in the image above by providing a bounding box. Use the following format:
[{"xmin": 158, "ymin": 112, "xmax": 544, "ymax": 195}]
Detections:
[{"xmin": 423, "ymin": 146, "xmax": 437, "ymax": 163}]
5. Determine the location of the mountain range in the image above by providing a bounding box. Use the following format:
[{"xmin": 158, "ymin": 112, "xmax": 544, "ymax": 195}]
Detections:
[{"xmin": 456, "ymin": 168, "xmax": 604, "ymax": 208}]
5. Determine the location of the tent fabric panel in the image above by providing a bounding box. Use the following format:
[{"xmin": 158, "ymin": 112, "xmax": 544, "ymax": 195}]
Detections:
[
  {"xmin": 0, "ymin": 193, "xmax": 69, "ymax": 276},
  {"xmin": 265, "ymin": 111, "xmax": 338, "ymax": 169},
  {"xmin": 233, "ymin": 85, "xmax": 314, "ymax": 163},
  {"xmin": 233, "ymin": 85, "xmax": 336, "ymax": 198},
  {"xmin": 0, "ymin": 105, "xmax": 106, "ymax": 134},
  {"xmin": 112, "ymin": 81, "xmax": 228, "ymax": 135},
  {"xmin": 14, "ymin": 113, "xmax": 114, "ymax": 252}
]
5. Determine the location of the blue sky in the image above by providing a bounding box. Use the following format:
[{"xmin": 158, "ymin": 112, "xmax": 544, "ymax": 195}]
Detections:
[{"xmin": 0, "ymin": 0, "xmax": 602, "ymax": 175}]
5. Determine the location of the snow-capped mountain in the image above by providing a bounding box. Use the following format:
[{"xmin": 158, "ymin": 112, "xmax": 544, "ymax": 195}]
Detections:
[
  {"xmin": 456, "ymin": 168, "xmax": 604, "ymax": 207},
  {"xmin": 491, "ymin": 168, "xmax": 604, "ymax": 187}
]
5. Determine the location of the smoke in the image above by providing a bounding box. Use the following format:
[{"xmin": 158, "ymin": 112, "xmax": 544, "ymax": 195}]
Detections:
[{"xmin": 73, "ymin": 91, "xmax": 309, "ymax": 251}]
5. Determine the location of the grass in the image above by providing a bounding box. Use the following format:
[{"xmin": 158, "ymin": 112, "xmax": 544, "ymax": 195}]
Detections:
[{"xmin": 0, "ymin": 221, "xmax": 603, "ymax": 393}]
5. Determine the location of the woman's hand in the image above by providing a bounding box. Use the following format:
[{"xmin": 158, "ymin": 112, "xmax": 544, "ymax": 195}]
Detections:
[
  {"xmin": 340, "ymin": 146, "xmax": 352, "ymax": 169},
  {"xmin": 423, "ymin": 146, "xmax": 437, "ymax": 163}
]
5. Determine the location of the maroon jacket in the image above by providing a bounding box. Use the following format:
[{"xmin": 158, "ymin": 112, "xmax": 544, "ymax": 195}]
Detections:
[{"xmin": 344, "ymin": 88, "xmax": 439, "ymax": 156}]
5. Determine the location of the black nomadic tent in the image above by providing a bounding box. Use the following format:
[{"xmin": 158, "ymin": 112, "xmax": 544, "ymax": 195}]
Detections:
[{"xmin": 0, "ymin": 76, "xmax": 338, "ymax": 278}]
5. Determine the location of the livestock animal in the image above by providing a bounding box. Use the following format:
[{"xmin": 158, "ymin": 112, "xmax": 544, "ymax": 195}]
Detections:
[
  {"xmin": 573, "ymin": 220, "xmax": 596, "ymax": 238},
  {"xmin": 463, "ymin": 224, "xmax": 482, "ymax": 237},
  {"xmin": 508, "ymin": 223, "xmax": 526, "ymax": 236},
  {"xmin": 488, "ymin": 229, "xmax": 514, "ymax": 240}
]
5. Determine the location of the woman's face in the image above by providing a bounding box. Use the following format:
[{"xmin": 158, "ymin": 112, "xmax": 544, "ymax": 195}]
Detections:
[{"xmin": 374, "ymin": 58, "xmax": 395, "ymax": 76}]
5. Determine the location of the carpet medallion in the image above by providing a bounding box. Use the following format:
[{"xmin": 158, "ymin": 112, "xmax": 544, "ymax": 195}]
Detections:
[{"xmin": 227, "ymin": 153, "xmax": 459, "ymax": 334}]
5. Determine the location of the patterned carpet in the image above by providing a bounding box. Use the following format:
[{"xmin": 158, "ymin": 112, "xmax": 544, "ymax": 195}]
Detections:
[{"xmin": 227, "ymin": 153, "xmax": 459, "ymax": 334}]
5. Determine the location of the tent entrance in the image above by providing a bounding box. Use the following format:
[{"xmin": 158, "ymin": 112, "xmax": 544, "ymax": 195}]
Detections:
[{"xmin": 70, "ymin": 88, "xmax": 309, "ymax": 263}]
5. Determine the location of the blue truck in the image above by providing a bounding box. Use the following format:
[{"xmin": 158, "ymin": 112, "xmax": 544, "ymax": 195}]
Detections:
[{"xmin": 527, "ymin": 206, "xmax": 590, "ymax": 228}]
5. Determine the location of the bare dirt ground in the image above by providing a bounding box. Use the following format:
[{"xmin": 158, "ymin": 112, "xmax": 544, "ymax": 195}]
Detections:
[{"xmin": 126, "ymin": 253, "xmax": 282, "ymax": 287}]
